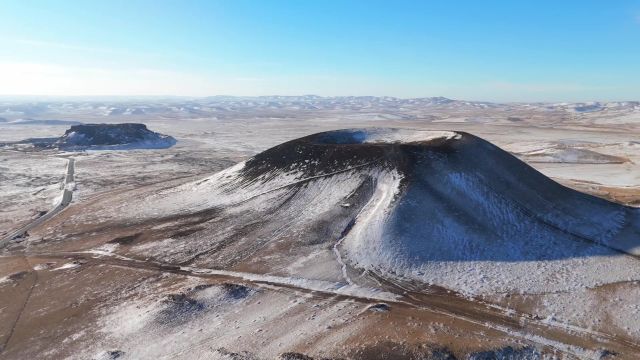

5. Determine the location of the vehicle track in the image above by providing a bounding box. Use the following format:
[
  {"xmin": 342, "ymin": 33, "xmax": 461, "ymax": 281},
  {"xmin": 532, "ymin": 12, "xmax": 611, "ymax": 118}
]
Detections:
[{"xmin": 23, "ymin": 250, "xmax": 640, "ymax": 357}]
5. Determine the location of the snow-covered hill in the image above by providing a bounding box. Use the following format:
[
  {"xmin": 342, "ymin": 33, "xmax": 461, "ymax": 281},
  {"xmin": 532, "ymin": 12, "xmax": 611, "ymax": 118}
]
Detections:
[
  {"xmin": 91, "ymin": 128, "xmax": 640, "ymax": 296},
  {"xmin": 54, "ymin": 123, "xmax": 176, "ymax": 150}
]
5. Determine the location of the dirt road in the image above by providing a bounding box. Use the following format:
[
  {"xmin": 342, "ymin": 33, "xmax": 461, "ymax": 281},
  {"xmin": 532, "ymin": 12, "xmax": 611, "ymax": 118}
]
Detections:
[{"xmin": 0, "ymin": 157, "xmax": 75, "ymax": 248}]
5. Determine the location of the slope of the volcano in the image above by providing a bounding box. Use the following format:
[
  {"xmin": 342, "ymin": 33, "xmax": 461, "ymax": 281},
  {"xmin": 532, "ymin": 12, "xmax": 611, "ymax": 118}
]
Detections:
[
  {"xmin": 325, "ymin": 130, "xmax": 640, "ymax": 294},
  {"xmin": 59, "ymin": 128, "xmax": 640, "ymax": 295}
]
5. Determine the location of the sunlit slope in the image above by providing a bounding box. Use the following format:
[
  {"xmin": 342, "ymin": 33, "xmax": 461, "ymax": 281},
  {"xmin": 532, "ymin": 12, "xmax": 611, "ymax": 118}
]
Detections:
[{"xmin": 117, "ymin": 129, "xmax": 640, "ymax": 294}]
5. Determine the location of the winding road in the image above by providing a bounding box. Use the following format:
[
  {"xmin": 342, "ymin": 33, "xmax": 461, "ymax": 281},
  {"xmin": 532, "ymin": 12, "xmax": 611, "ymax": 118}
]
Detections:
[{"xmin": 0, "ymin": 157, "xmax": 75, "ymax": 248}]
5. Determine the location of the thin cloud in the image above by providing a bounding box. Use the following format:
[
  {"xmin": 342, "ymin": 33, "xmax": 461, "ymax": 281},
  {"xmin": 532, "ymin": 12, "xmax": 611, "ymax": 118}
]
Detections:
[
  {"xmin": 11, "ymin": 39, "xmax": 116, "ymax": 54},
  {"xmin": 0, "ymin": 62, "xmax": 319, "ymax": 97},
  {"xmin": 487, "ymin": 81, "xmax": 613, "ymax": 93},
  {"xmin": 9, "ymin": 39, "xmax": 169, "ymax": 62},
  {"xmin": 0, "ymin": 62, "xmax": 216, "ymax": 96}
]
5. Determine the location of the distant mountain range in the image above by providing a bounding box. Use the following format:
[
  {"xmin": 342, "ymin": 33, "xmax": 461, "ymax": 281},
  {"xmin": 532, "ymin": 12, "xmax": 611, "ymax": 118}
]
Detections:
[{"xmin": 1, "ymin": 96, "xmax": 638, "ymax": 119}]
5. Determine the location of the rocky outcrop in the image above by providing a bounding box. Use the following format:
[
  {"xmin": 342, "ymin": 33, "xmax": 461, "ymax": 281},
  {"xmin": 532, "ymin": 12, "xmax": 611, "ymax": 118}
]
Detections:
[{"xmin": 54, "ymin": 123, "xmax": 176, "ymax": 150}]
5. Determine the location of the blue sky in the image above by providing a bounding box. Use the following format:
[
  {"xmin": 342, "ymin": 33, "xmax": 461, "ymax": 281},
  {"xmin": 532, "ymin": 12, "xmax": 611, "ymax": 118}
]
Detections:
[{"xmin": 0, "ymin": 0, "xmax": 639, "ymax": 101}]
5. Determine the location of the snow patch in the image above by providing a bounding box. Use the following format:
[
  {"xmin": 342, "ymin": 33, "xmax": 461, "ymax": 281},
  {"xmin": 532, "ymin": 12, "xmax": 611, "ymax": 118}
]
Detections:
[
  {"xmin": 52, "ymin": 262, "xmax": 81, "ymax": 271},
  {"xmin": 316, "ymin": 128, "xmax": 460, "ymax": 145}
]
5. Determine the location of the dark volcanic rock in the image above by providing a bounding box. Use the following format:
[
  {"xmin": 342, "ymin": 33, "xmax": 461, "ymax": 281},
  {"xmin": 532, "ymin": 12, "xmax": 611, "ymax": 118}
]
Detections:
[
  {"xmin": 367, "ymin": 303, "xmax": 391, "ymax": 312},
  {"xmin": 54, "ymin": 123, "xmax": 176, "ymax": 150},
  {"xmin": 278, "ymin": 353, "xmax": 315, "ymax": 360},
  {"xmin": 156, "ymin": 293, "xmax": 205, "ymax": 325},
  {"xmin": 350, "ymin": 342, "xmax": 457, "ymax": 360},
  {"xmin": 221, "ymin": 283, "xmax": 251, "ymax": 299},
  {"xmin": 108, "ymin": 233, "xmax": 142, "ymax": 245},
  {"xmin": 7, "ymin": 271, "xmax": 29, "ymax": 281},
  {"xmin": 468, "ymin": 346, "xmax": 540, "ymax": 360},
  {"xmin": 106, "ymin": 350, "xmax": 125, "ymax": 359},
  {"xmin": 214, "ymin": 348, "xmax": 260, "ymax": 360}
]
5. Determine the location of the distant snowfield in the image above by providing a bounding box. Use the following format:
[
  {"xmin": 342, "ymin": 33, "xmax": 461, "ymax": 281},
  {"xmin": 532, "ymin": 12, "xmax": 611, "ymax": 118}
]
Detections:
[{"xmin": 0, "ymin": 123, "xmax": 65, "ymax": 141}]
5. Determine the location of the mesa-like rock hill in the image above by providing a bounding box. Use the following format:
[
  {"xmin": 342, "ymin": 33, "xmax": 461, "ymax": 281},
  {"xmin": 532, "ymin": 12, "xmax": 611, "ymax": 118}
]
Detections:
[{"xmin": 54, "ymin": 123, "xmax": 176, "ymax": 150}]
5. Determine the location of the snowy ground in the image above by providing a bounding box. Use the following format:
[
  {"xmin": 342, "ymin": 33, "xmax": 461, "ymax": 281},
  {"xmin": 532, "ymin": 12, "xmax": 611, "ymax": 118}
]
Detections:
[
  {"xmin": 1, "ymin": 98, "xmax": 640, "ymax": 359},
  {"xmin": 0, "ymin": 151, "xmax": 67, "ymax": 236}
]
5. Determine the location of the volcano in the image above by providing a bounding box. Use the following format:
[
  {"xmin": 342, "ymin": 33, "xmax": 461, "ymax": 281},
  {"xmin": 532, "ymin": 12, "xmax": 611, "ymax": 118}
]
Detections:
[{"xmin": 101, "ymin": 128, "xmax": 639, "ymax": 295}]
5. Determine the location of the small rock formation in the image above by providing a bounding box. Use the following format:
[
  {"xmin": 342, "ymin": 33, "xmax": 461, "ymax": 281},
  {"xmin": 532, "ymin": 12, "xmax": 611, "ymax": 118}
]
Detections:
[
  {"xmin": 54, "ymin": 123, "xmax": 176, "ymax": 150},
  {"xmin": 467, "ymin": 346, "xmax": 540, "ymax": 360},
  {"xmin": 366, "ymin": 303, "xmax": 391, "ymax": 312},
  {"xmin": 278, "ymin": 353, "xmax": 315, "ymax": 360}
]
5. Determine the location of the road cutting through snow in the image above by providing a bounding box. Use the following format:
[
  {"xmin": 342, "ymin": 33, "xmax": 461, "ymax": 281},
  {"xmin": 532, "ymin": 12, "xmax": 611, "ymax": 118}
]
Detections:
[{"xmin": 0, "ymin": 157, "xmax": 75, "ymax": 248}]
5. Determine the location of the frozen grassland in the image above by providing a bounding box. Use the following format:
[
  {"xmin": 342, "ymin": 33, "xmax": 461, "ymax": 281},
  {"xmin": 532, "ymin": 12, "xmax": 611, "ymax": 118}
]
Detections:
[
  {"xmin": 2, "ymin": 100, "xmax": 638, "ymax": 236},
  {"xmin": 1, "ymin": 98, "xmax": 640, "ymax": 359},
  {"xmin": 0, "ymin": 150, "xmax": 67, "ymax": 234}
]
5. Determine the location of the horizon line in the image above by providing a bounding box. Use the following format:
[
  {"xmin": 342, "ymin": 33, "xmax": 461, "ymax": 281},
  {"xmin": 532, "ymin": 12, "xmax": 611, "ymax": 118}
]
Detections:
[{"xmin": 0, "ymin": 94, "xmax": 638, "ymax": 104}]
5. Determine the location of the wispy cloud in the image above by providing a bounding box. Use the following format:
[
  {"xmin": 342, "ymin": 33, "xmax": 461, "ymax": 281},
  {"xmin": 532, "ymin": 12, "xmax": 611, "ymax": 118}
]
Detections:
[
  {"xmin": 460, "ymin": 80, "xmax": 624, "ymax": 102},
  {"xmin": 486, "ymin": 81, "xmax": 612, "ymax": 93},
  {"xmin": 11, "ymin": 39, "xmax": 117, "ymax": 54},
  {"xmin": 8, "ymin": 38, "xmax": 174, "ymax": 64},
  {"xmin": 0, "ymin": 62, "xmax": 216, "ymax": 96},
  {"xmin": 0, "ymin": 62, "xmax": 335, "ymax": 96},
  {"xmin": 0, "ymin": 62, "xmax": 629, "ymax": 101}
]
